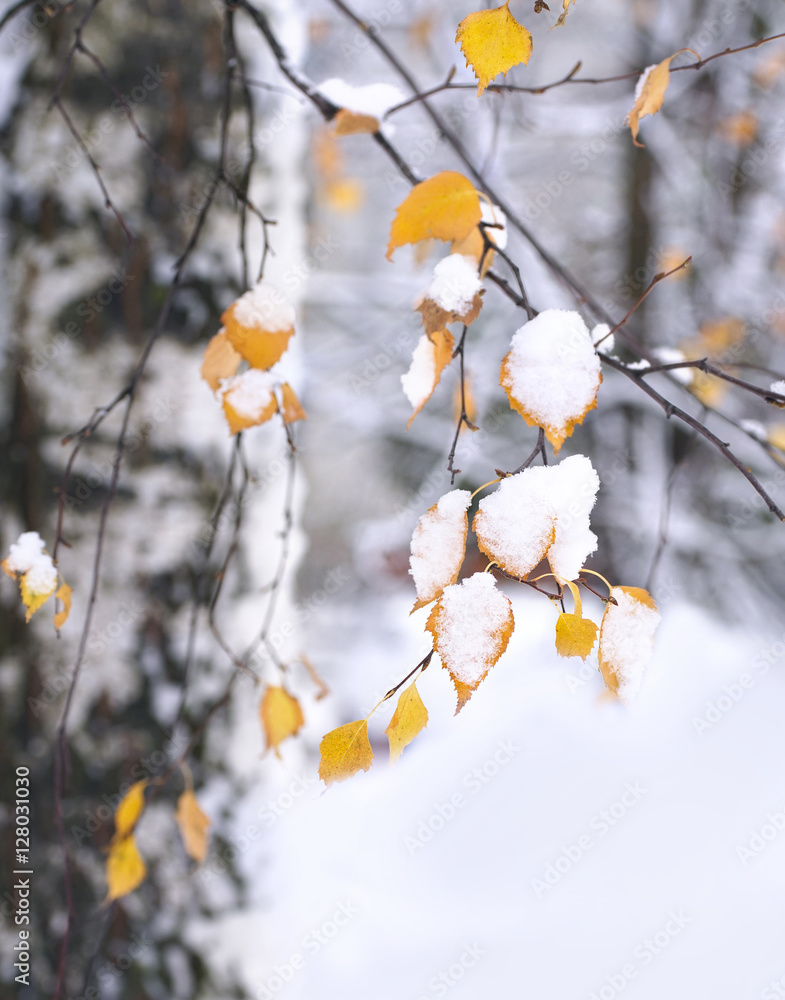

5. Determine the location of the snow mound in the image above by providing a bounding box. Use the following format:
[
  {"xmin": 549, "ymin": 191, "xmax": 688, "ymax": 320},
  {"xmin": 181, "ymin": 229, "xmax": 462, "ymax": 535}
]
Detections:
[
  {"xmin": 410, "ymin": 490, "xmax": 471, "ymax": 606},
  {"xmin": 232, "ymin": 283, "xmax": 294, "ymax": 333},
  {"xmin": 426, "ymin": 254, "xmax": 481, "ymax": 315},
  {"xmin": 3, "ymin": 531, "xmax": 57, "ymax": 593}
]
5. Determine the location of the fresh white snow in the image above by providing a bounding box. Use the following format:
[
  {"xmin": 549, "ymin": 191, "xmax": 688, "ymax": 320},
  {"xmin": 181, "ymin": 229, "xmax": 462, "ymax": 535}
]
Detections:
[
  {"xmin": 401, "ymin": 334, "xmax": 438, "ymax": 410},
  {"xmin": 599, "ymin": 588, "xmax": 661, "ymax": 703},
  {"xmin": 425, "ymin": 254, "xmax": 481, "ymax": 315},
  {"xmin": 319, "ymin": 78, "xmax": 405, "ymax": 119},
  {"xmin": 231, "ymin": 282, "xmax": 295, "ymax": 333},
  {"xmin": 3, "ymin": 530, "xmax": 58, "ymax": 593},
  {"xmin": 220, "ymin": 369, "xmax": 277, "ymax": 420},
  {"xmin": 409, "ymin": 489, "xmax": 472, "ymax": 607},
  {"xmin": 474, "ymin": 455, "xmax": 600, "ymax": 581}
]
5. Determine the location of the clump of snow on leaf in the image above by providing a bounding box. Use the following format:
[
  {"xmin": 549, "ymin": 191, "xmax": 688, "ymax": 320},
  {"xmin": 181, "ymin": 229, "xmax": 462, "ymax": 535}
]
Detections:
[
  {"xmin": 220, "ymin": 370, "xmax": 277, "ymax": 420},
  {"xmin": 402, "ymin": 336, "xmax": 439, "ymax": 409},
  {"xmin": 232, "ymin": 282, "xmax": 294, "ymax": 333},
  {"xmin": 500, "ymin": 309, "xmax": 601, "ymax": 451},
  {"xmin": 319, "ymin": 78, "xmax": 405, "ymax": 118},
  {"xmin": 426, "ymin": 254, "xmax": 481, "ymax": 315},
  {"xmin": 427, "ymin": 572, "xmax": 513, "ymax": 688},
  {"xmin": 599, "ymin": 587, "xmax": 661, "ymax": 703},
  {"xmin": 3, "ymin": 531, "xmax": 57, "ymax": 594},
  {"xmin": 474, "ymin": 455, "xmax": 600, "ymax": 581},
  {"xmin": 410, "ymin": 490, "xmax": 471, "ymax": 608}
]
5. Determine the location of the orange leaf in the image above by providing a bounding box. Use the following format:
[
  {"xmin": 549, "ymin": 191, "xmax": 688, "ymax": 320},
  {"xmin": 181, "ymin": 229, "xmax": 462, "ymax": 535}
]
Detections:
[
  {"xmin": 279, "ymin": 382, "xmax": 307, "ymax": 424},
  {"xmin": 456, "ymin": 3, "xmax": 533, "ymax": 96},
  {"xmin": 401, "ymin": 329, "xmax": 455, "ymax": 428},
  {"xmin": 260, "ymin": 685, "xmax": 305, "ymax": 756},
  {"xmin": 627, "ymin": 49, "xmax": 699, "ymax": 146},
  {"xmin": 500, "ymin": 309, "xmax": 601, "ymax": 452},
  {"xmin": 426, "ymin": 572, "xmax": 514, "ymax": 713},
  {"xmin": 318, "ymin": 720, "xmax": 374, "ymax": 786},
  {"xmin": 333, "ymin": 108, "xmax": 380, "ymax": 135},
  {"xmin": 201, "ymin": 329, "xmax": 242, "ymax": 392},
  {"xmin": 175, "ymin": 790, "xmax": 210, "ymax": 864},
  {"xmin": 54, "ymin": 581, "xmax": 73, "ymax": 631},
  {"xmin": 385, "ymin": 682, "xmax": 429, "ymax": 763},
  {"xmin": 598, "ymin": 586, "xmax": 660, "ymax": 702},
  {"xmin": 387, "ymin": 172, "xmax": 481, "ymax": 260},
  {"xmin": 409, "ymin": 489, "xmax": 472, "ymax": 611},
  {"xmin": 222, "ymin": 283, "xmax": 295, "ymax": 370},
  {"xmin": 220, "ymin": 370, "xmax": 278, "ymax": 435}
]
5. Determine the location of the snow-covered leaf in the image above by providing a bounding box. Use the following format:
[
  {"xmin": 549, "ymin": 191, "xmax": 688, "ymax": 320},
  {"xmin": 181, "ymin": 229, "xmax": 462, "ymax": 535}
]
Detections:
[
  {"xmin": 426, "ymin": 572, "xmax": 514, "ymax": 713},
  {"xmin": 500, "ymin": 309, "xmax": 602, "ymax": 452},
  {"xmin": 598, "ymin": 587, "xmax": 661, "ymax": 702},
  {"xmin": 401, "ymin": 329, "xmax": 455, "ymax": 427},
  {"xmin": 222, "ymin": 283, "xmax": 295, "ymax": 370},
  {"xmin": 220, "ymin": 370, "xmax": 278, "ymax": 435},
  {"xmin": 416, "ymin": 254, "xmax": 483, "ymax": 334},
  {"xmin": 409, "ymin": 489, "xmax": 472, "ymax": 611},
  {"xmin": 2, "ymin": 531, "xmax": 59, "ymax": 621},
  {"xmin": 473, "ymin": 455, "xmax": 600, "ymax": 581}
]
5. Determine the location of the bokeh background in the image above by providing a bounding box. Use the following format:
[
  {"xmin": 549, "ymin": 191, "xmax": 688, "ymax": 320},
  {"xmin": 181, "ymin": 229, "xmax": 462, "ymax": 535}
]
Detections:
[{"xmin": 1, "ymin": 0, "xmax": 785, "ymax": 996}]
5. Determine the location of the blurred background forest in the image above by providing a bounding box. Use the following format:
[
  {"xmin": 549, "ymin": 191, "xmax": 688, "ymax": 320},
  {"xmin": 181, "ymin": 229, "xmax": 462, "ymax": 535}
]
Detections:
[{"xmin": 1, "ymin": 0, "xmax": 785, "ymax": 997}]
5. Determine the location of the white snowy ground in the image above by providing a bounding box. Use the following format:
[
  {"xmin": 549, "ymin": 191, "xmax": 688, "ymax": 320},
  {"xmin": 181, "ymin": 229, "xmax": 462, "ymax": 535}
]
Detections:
[{"xmin": 198, "ymin": 588, "xmax": 785, "ymax": 1000}]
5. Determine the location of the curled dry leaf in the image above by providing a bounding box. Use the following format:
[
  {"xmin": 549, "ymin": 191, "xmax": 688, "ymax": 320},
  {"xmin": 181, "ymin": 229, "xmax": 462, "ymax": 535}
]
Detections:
[
  {"xmin": 426, "ymin": 572, "xmax": 514, "ymax": 713},
  {"xmin": 387, "ymin": 172, "xmax": 481, "ymax": 260},
  {"xmin": 409, "ymin": 489, "xmax": 472, "ymax": 611},
  {"xmin": 598, "ymin": 586, "xmax": 661, "ymax": 703},
  {"xmin": 260, "ymin": 685, "xmax": 305, "ymax": 756},
  {"xmin": 627, "ymin": 49, "xmax": 699, "ymax": 147},
  {"xmin": 500, "ymin": 309, "xmax": 601, "ymax": 452},
  {"xmin": 279, "ymin": 382, "xmax": 307, "ymax": 424},
  {"xmin": 201, "ymin": 328, "xmax": 241, "ymax": 392},
  {"xmin": 385, "ymin": 682, "xmax": 429, "ymax": 763},
  {"xmin": 318, "ymin": 720, "xmax": 374, "ymax": 785},
  {"xmin": 106, "ymin": 835, "xmax": 146, "ymax": 902},
  {"xmin": 552, "ymin": 0, "xmax": 576, "ymax": 28},
  {"xmin": 54, "ymin": 581, "xmax": 73, "ymax": 631},
  {"xmin": 176, "ymin": 790, "xmax": 211, "ymax": 864},
  {"xmin": 222, "ymin": 282, "xmax": 295, "ymax": 370},
  {"xmin": 456, "ymin": 2, "xmax": 533, "ymax": 96},
  {"xmin": 401, "ymin": 329, "xmax": 455, "ymax": 428},
  {"xmin": 220, "ymin": 370, "xmax": 278, "ymax": 435}
]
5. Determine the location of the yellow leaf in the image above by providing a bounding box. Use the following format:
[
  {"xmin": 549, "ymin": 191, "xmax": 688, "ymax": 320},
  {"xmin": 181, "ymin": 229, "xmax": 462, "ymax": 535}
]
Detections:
[
  {"xmin": 387, "ymin": 172, "xmax": 481, "ymax": 260},
  {"xmin": 333, "ymin": 108, "xmax": 380, "ymax": 135},
  {"xmin": 456, "ymin": 3, "xmax": 533, "ymax": 97},
  {"xmin": 222, "ymin": 284, "xmax": 295, "ymax": 371},
  {"xmin": 2, "ymin": 531, "xmax": 58, "ymax": 622},
  {"xmin": 175, "ymin": 790, "xmax": 210, "ymax": 864},
  {"xmin": 279, "ymin": 383, "xmax": 307, "ymax": 424},
  {"xmin": 318, "ymin": 720, "xmax": 374, "ymax": 786},
  {"xmin": 409, "ymin": 489, "xmax": 472, "ymax": 611},
  {"xmin": 697, "ymin": 317, "xmax": 745, "ymax": 355},
  {"xmin": 690, "ymin": 369, "xmax": 727, "ymax": 408},
  {"xmin": 113, "ymin": 780, "xmax": 147, "ymax": 842},
  {"xmin": 54, "ymin": 581, "xmax": 73, "ymax": 631},
  {"xmin": 555, "ymin": 613, "xmax": 598, "ymax": 659},
  {"xmin": 598, "ymin": 586, "xmax": 660, "ymax": 703},
  {"xmin": 325, "ymin": 178, "xmax": 365, "ymax": 213},
  {"xmin": 426, "ymin": 572, "xmax": 514, "ymax": 713},
  {"xmin": 402, "ymin": 329, "xmax": 456, "ymax": 428},
  {"xmin": 385, "ymin": 682, "xmax": 429, "ymax": 763},
  {"xmin": 220, "ymin": 370, "xmax": 278, "ymax": 435},
  {"xmin": 718, "ymin": 111, "xmax": 758, "ymax": 146},
  {"xmin": 627, "ymin": 49, "xmax": 699, "ymax": 147},
  {"xmin": 260, "ymin": 685, "xmax": 305, "ymax": 756},
  {"xmin": 553, "ymin": 0, "xmax": 576, "ymax": 28},
  {"xmin": 201, "ymin": 329, "xmax": 241, "ymax": 392},
  {"xmin": 106, "ymin": 835, "xmax": 146, "ymax": 902}
]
